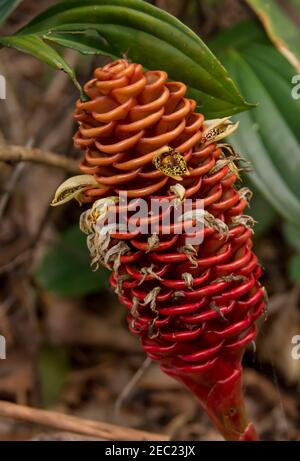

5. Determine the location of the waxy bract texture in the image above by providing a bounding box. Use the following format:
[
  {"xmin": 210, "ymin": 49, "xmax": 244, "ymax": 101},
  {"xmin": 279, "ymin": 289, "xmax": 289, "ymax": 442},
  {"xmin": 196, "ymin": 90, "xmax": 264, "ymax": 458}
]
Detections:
[{"xmin": 72, "ymin": 60, "xmax": 265, "ymax": 440}]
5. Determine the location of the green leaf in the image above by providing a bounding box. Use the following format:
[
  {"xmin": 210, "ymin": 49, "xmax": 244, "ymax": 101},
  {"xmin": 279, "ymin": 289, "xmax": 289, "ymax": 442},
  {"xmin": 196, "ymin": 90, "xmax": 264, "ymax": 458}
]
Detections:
[
  {"xmin": 288, "ymin": 253, "xmax": 300, "ymax": 282},
  {"xmin": 211, "ymin": 21, "xmax": 300, "ymax": 229},
  {"xmin": 0, "ymin": 34, "xmax": 84, "ymax": 97},
  {"xmin": 243, "ymin": 44, "xmax": 300, "ymax": 141},
  {"xmin": 246, "ymin": 0, "xmax": 300, "ymax": 72},
  {"xmin": 38, "ymin": 345, "xmax": 69, "ymax": 408},
  {"xmin": 36, "ymin": 225, "xmax": 109, "ymax": 297},
  {"xmin": 235, "ymin": 56, "xmax": 300, "ymax": 199},
  {"xmin": 283, "ymin": 223, "xmax": 300, "ymax": 251},
  {"xmin": 247, "ymin": 183, "xmax": 276, "ymax": 237},
  {"xmin": 0, "ymin": 0, "xmax": 253, "ymax": 117},
  {"xmin": 45, "ymin": 30, "xmax": 118, "ymax": 56},
  {"xmin": 0, "ymin": 0, "xmax": 23, "ymax": 26},
  {"xmin": 188, "ymin": 84, "xmax": 252, "ymax": 119}
]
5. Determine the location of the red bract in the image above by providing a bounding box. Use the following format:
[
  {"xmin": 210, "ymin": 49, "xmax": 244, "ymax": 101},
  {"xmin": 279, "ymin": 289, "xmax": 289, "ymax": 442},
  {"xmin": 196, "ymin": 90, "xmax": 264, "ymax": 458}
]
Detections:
[{"xmin": 72, "ymin": 59, "xmax": 266, "ymax": 441}]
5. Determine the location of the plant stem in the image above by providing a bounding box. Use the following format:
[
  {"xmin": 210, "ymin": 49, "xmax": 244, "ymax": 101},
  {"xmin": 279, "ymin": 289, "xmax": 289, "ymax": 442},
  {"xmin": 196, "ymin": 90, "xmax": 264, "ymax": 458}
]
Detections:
[{"xmin": 0, "ymin": 145, "xmax": 80, "ymax": 173}]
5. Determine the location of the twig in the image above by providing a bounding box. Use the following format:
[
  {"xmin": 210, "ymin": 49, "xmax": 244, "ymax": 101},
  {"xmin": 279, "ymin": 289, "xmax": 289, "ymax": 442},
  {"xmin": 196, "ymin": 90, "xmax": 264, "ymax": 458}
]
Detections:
[
  {"xmin": 0, "ymin": 162, "xmax": 26, "ymax": 221},
  {"xmin": 0, "ymin": 296, "xmax": 15, "ymax": 321},
  {"xmin": 0, "ymin": 145, "xmax": 80, "ymax": 173},
  {"xmin": 0, "ymin": 139, "xmax": 34, "ymax": 221},
  {"xmin": 244, "ymin": 369, "xmax": 297, "ymax": 419},
  {"xmin": 0, "ymin": 401, "xmax": 169, "ymax": 441},
  {"xmin": 114, "ymin": 357, "xmax": 152, "ymax": 419}
]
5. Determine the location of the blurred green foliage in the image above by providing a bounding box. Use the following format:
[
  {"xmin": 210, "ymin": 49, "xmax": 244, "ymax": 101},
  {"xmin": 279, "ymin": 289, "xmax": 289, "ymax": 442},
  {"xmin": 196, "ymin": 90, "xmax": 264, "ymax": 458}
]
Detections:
[
  {"xmin": 38, "ymin": 344, "xmax": 70, "ymax": 408},
  {"xmin": 0, "ymin": 0, "xmax": 23, "ymax": 26},
  {"xmin": 36, "ymin": 225, "xmax": 109, "ymax": 297},
  {"xmin": 211, "ymin": 21, "xmax": 300, "ymax": 231},
  {"xmin": 288, "ymin": 254, "xmax": 300, "ymax": 283},
  {"xmin": 246, "ymin": 0, "xmax": 300, "ymax": 71}
]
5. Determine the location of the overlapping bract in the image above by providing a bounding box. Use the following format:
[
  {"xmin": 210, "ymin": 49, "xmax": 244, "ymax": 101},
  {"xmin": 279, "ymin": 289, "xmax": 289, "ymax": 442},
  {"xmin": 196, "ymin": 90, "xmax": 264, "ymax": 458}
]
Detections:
[{"xmin": 74, "ymin": 59, "xmax": 265, "ymax": 440}]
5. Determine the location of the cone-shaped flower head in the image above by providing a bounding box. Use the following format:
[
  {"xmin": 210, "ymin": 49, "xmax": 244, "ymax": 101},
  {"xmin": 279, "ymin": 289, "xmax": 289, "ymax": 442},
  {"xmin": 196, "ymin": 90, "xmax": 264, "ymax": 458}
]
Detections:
[{"xmin": 53, "ymin": 59, "xmax": 266, "ymax": 441}]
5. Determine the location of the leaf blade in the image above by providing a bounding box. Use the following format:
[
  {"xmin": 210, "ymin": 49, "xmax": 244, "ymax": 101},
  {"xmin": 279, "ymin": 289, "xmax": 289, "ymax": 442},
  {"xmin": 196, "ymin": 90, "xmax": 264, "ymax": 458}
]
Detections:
[
  {"xmin": 246, "ymin": 0, "xmax": 300, "ymax": 72},
  {"xmin": 0, "ymin": 0, "xmax": 252, "ymax": 116},
  {"xmin": 17, "ymin": 4, "xmax": 246, "ymax": 104},
  {"xmin": 45, "ymin": 31, "xmax": 117, "ymax": 57},
  {"xmin": 0, "ymin": 0, "xmax": 23, "ymax": 26},
  {"xmin": 223, "ymin": 52, "xmax": 300, "ymax": 228},
  {"xmin": 211, "ymin": 21, "xmax": 300, "ymax": 228},
  {"xmin": 0, "ymin": 34, "xmax": 84, "ymax": 97}
]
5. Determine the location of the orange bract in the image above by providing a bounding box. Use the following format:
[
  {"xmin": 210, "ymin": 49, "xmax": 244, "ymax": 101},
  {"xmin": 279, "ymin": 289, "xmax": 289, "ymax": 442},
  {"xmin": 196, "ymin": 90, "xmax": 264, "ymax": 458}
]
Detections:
[{"xmin": 74, "ymin": 59, "xmax": 204, "ymax": 198}]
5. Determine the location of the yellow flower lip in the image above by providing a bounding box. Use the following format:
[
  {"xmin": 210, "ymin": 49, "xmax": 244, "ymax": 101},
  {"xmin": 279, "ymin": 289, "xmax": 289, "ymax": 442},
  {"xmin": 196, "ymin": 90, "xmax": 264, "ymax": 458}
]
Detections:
[
  {"xmin": 50, "ymin": 174, "xmax": 103, "ymax": 207},
  {"xmin": 152, "ymin": 146, "xmax": 190, "ymax": 181}
]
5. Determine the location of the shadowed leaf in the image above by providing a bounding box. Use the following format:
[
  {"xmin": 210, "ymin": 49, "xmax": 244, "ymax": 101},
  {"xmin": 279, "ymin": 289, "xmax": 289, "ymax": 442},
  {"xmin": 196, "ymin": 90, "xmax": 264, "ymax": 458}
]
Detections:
[{"xmin": 36, "ymin": 225, "xmax": 109, "ymax": 297}]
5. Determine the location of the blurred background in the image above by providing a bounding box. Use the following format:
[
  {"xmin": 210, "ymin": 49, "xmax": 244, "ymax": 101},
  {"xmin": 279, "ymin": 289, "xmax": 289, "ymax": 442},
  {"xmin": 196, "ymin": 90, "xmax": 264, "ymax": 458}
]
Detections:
[{"xmin": 0, "ymin": 0, "xmax": 300, "ymax": 441}]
